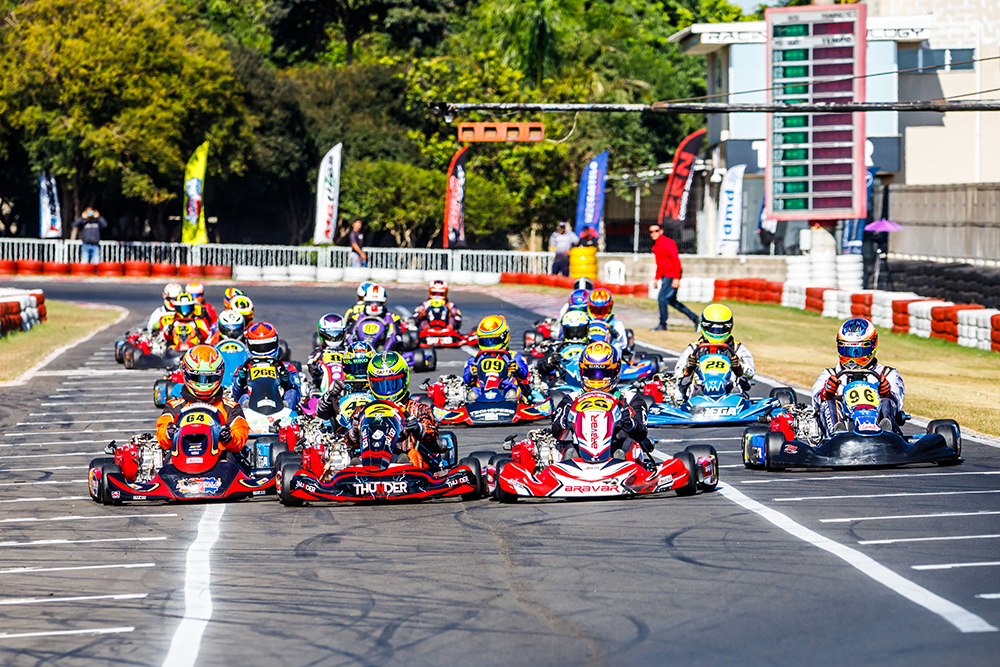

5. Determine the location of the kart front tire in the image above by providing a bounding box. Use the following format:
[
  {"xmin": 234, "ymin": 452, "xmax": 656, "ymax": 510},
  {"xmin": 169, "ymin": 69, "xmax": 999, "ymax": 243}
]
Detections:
[
  {"xmin": 100, "ymin": 463, "xmax": 123, "ymax": 506},
  {"xmin": 928, "ymin": 419, "xmax": 961, "ymax": 460},
  {"xmin": 742, "ymin": 425, "xmax": 768, "ymax": 469},
  {"xmin": 278, "ymin": 461, "xmax": 303, "ymax": 506},
  {"xmin": 769, "ymin": 387, "xmax": 797, "ymax": 407},
  {"xmin": 684, "ymin": 444, "xmax": 719, "ymax": 491},
  {"xmin": 458, "ymin": 457, "xmax": 483, "ymax": 501},
  {"xmin": 153, "ymin": 379, "xmax": 168, "ymax": 409},
  {"xmin": 673, "ymin": 451, "xmax": 699, "ymax": 496},
  {"xmin": 278, "ymin": 340, "xmax": 291, "ymax": 362},
  {"xmin": 494, "ymin": 459, "xmax": 517, "ymax": 503},
  {"xmin": 89, "ymin": 457, "xmax": 114, "ymax": 502},
  {"xmin": 764, "ymin": 431, "xmax": 786, "ymax": 471}
]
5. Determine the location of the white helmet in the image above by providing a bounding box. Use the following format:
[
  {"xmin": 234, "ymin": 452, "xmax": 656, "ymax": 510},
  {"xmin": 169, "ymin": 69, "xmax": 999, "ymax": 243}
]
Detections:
[
  {"xmin": 163, "ymin": 283, "xmax": 183, "ymax": 311},
  {"xmin": 218, "ymin": 309, "xmax": 245, "ymax": 340},
  {"xmin": 363, "ymin": 285, "xmax": 387, "ymax": 318},
  {"xmin": 356, "ymin": 281, "xmax": 376, "ymax": 301}
]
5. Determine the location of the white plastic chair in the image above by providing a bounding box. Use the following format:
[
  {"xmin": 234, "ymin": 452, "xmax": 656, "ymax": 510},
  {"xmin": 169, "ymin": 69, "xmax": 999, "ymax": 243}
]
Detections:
[{"xmin": 603, "ymin": 260, "xmax": 627, "ymax": 285}]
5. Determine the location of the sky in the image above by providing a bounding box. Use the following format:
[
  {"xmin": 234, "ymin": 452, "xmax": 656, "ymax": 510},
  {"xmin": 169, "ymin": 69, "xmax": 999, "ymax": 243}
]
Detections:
[{"xmin": 734, "ymin": 0, "xmax": 778, "ymax": 13}]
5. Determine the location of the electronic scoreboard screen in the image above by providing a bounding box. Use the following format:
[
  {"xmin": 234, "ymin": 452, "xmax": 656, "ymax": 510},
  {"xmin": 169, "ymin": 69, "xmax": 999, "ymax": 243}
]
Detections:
[{"xmin": 765, "ymin": 5, "xmax": 867, "ymax": 220}]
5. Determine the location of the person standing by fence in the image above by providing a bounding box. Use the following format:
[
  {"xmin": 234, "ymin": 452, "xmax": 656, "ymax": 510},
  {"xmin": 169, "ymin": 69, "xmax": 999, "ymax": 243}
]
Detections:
[
  {"xmin": 71, "ymin": 207, "xmax": 107, "ymax": 264},
  {"xmin": 650, "ymin": 224, "xmax": 698, "ymax": 331},
  {"xmin": 549, "ymin": 221, "xmax": 578, "ymax": 276},
  {"xmin": 349, "ymin": 219, "xmax": 367, "ymax": 268}
]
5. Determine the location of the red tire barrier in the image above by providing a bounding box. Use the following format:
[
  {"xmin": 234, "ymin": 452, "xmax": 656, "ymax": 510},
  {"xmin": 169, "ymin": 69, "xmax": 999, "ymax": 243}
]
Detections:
[
  {"xmin": 204, "ymin": 265, "xmax": 233, "ymax": 279},
  {"xmin": 15, "ymin": 259, "xmax": 43, "ymax": 275},
  {"xmin": 500, "ymin": 272, "xmax": 519, "ymax": 284},
  {"xmin": 43, "ymin": 262, "xmax": 70, "ymax": 275},
  {"xmin": 124, "ymin": 261, "xmax": 152, "ymax": 277},
  {"xmin": 521, "ymin": 273, "xmax": 541, "ymax": 285},
  {"xmin": 177, "ymin": 264, "xmax": 205, "ymax": 278},
  {"xmin": 38, "ymin": 303, "xmax": 47, "ymax": 321},
  {"xmin": 69, "ymin": 262, "xmax": 97, "ymax": 275},
  {"xmin": 0, "ymin": 259, "xmax": 16, "ymax": 275},
  {"xmin": 151, "ymin": 263, "xmax": 177, "ymax": 277},
  {"xmin": 96, "ymin": 261, "xmax": 124, "ymax": 276},
  {"xmin": 554, "ymin": 276, "xmax": 574, "ymax": 289}
]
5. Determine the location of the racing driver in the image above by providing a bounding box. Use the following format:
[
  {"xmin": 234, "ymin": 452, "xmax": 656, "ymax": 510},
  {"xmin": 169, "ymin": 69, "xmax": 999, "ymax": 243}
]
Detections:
[
  {"xmin": 231, "ymin": 322, "xmax": 301, "ymax": 410},
  {"xmin": 156, "ymin": 345, "xmax": 249, "ymax": 453},
  {"xmin": 674, "ymin": 304, "xmax": 755, "ymax": 398},
  {"xmin": 812, "ymin": 318, "xmax": 904, "ymax": 436},
  {"xmin": 412, "ymin": 279, "xmax": 463, "ymax": 332},
  {"xmin": 462, "ymin": 315, "xmax": 530, "ymax": 401}
]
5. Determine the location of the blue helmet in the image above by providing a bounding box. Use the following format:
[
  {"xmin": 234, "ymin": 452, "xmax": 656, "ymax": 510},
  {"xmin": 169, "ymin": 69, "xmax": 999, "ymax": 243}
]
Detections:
[
  {"xmin": 318, "ymin": 313, "xmax": 347, "ymax": 348},
  {"xmin": 568, "ymin": 289, "xmax": 589, "ymax": 311},
  {"xmin": 587, "ymin": 320, "xmax": 612, "ymax": 344}
]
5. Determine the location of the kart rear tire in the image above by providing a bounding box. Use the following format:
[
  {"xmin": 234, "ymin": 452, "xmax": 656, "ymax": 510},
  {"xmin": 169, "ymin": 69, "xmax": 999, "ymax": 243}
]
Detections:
[
  {"xmin": 742, "ymin": 425, "xmax": 768, "ymax": 469},
  {"xmin": 115, "ymin": 342, "xmax": 126, "ymax": 364},
  {"xmin": 764, "ymin": 431, "xmax": 786, "ymax": 471},
  {"xmin": 673, "ymin": 451, "xmax": 699, "ymax": 496},
  {"xmin": 100, "ymin": 463, "xmax": 123, "ymax": 506},
  {"xmin": 439, "ymin": 430, "xmax": 458, "ymax": 469},
  {"xmin": 494, "ymin": 459, "xmax": 517, "ymax": 503},
  {"xmin": 422, "ymin": 347, "xmax": 437, "ymax": 371},
  {"xmin": 684, "ymin": 444, "xmax": 719, "ymax": 491},
  {"xmin": 278, "ymin": 461, "xmax": 303, "ymax": 506},
  {"xmin": 278, "ymin": 339, "xmax": 291, "ymax": 362},
  {"xmin": 769, "ymin": 387, "xmax": 797, "ymax": 407},
  {"xmin": 412, "ymin": 348, "xmax": 428, "ymax": 372},
  {"xmin": 268, "ymin": 441, "xmax": 289, "ymax": 468},
  {"xmin": 928, "ymin": 419, "xmax": 961, "ymax": 459},
  {"xmin": 401, "ymin": 331, "xmax": 418, "ymax": 352},
  {"xmin": 487, "ymin": 453, "xmax": 512, "ymax": 466},
  {"xmin": 641, "ymin": 394, "xmax": 655, "ymax": 409},
  {"xmin": 89, "ymin": 457, "xmax": 113, "ymax": 502},
  {"xmin": 459, "ymin": 457, "xmax": 483, "ymax": 500}
]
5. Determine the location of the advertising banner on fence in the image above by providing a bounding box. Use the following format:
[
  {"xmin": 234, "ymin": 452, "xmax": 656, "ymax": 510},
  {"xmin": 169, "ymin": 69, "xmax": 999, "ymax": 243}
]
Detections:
[
  {"xmin": 182, "ymin": 141, "xmax": 210, "ymax": 245},
  {"xmin": 716, "ymin": 164, "xmax": 746, "ymax": 255},
  {"xmin": 38, "ymin": 172, "xmax": 61, "ymax": 239},
  {"xmin": 313, "ymin": 143, "xmax": 342, "ymax": 245},
  {"xmin": 657, "ymin": 128, "xmax": 706, "ymax": 227},
  {"xmin": 574, "ymin": 151, "xmax": 608, "ymax": 237},
  {"xmin": 443, "ymin": 146, "xmax": 470, "ymax": 249}
]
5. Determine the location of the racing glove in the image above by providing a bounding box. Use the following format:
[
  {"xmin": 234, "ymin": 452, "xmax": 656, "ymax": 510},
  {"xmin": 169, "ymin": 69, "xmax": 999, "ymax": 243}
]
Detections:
[
  {"xmin": 277, "ymin": 363, "xmax": 290, "ymax": 386},
  {"xmin": 730, "ymin": 354, "xmax": 744, "ymax": 377},
  {"xmin": 683, "ymin": 354, "xmax": 698, "ymax": 376},
  {"xmin": 327, "ymin": 379, "xmax": 346, "ymax": 400},
  {"xmin": 820, "ymin": 375, "xmax": 840, "ymax": 401},
  {"xmin": 219, "ymin": 425, "xmax": 232, "ymax": 444},
  {"xmin": 405, "ymin": 415, "xmax": 425, "ymax": 438},
  {"xmin": 407, "ymin": 448, "xmax": 426, "ymax": 469},
  {"xmin": 878, "ymin": 373, "xmax": 893, "ymax": 398},
  {"xmin": 236, "ymin": 365, "xmax": 248, "ymax": 385},
  {"xmin": 620, "ymin": 408, "xmax": 638, "ymax": 433},
  {"xmin": 165, "ymin": 422, "xmax": 178, "ymax": 441}
]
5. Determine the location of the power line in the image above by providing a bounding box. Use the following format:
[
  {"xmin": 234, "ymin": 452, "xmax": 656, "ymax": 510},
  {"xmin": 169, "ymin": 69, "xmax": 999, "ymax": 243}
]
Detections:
[{"xmin": 433, "ymin": 100, "xmax": 1000, "ymax": 115}]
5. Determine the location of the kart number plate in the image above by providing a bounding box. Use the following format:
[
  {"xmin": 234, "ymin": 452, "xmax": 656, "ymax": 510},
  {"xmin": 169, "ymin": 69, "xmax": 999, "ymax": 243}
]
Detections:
[
  {"xmin": 250, "ymin": 366, "xmax": 277, "ymax": 380},
  {"xmin": 479, "ymin": 358, "xmax": 508, "ymax": 374},
  {"xmin": 426, "ymin": 337, "xmax": 443, "ymax": 345},
  {"xmin": 180, "ymin": 412, "xmax": 210, "ymax": 426},
  {"xmin": 844, "ymin": 383, "xmax": 879, "ymax": 410},
  {"xmin": 362, "ymin": 322, "xmax": 381, "ymax": 336},
  {"xmin": 700, "ymin": 357, "xmax": 730, "ymax": 373}
]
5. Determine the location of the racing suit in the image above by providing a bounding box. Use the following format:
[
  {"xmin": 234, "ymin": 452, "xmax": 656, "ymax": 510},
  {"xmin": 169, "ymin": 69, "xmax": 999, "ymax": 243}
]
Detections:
[
  {"xmin": 231, "ymin": 357, "xmax": 302, "ymax": 411},
  {"xmin": 148, "ymin": 307, "xmax": 170, "ymax": 333},
  {"xmin": 811, "ymin": 362, "xmax": 905, "ymax": 437},
  {"xmin": 306, "ymin": 344, "xmax": 347, "ymax": 387},
  {"xmin": 462, "ymin": 349, "xmax": 530, "ymax": 400},
  {"xmin": 155, "ymin": 386, "xmax": 249, "ymax": 452},
  {"xmin": 349, "ymin": 312, "xmax": 400, "ymax": 352},
  {"xmin": 162, "ymin": 316, "xmax": 213, "ymax": 351},
  {"xmin": 196, "ymin": 302, "xmax": 218, "ymax": 328},
  {"xmin": 412, "ymin": 299, "xmax": 463, "ymax": 332},
  {"xmin": 334, "ymin": 397, "xmax": 440, "ymax": 468},
  {"xmin": 343, "ymin": 303, "xmax": 365, "ymax": 329},
  {"xmin": 674, "ymin": 337, "xmax": 756, "ymax": 398},
  {"xmin": 550, "ymin": 387, "xmax": 649, "ymax": 453},
  {"xmin": 594, "ymin": 316, "xmax": 629, "ymax": 359}
]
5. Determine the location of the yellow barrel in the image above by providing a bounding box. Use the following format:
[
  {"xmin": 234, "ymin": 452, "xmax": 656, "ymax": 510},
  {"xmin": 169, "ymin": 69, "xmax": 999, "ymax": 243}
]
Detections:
[{"xmin": 569, "ymin": 246, "xmax": 598, "ymax": 280}]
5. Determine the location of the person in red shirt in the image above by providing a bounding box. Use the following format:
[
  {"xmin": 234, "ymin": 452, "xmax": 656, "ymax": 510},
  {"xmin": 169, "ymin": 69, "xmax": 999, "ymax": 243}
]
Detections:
[{"xmin": 650, "ymin": 224, "xmax": 699, "ymax": 331}]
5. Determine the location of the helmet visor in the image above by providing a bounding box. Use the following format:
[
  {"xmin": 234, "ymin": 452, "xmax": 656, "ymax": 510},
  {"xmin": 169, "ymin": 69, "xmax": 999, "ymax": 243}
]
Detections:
[
  {"xmin": 701, "ymin": 321, "xmax": 732, "ymax": 339},
  {"xmin": 478, "ymin": 332, "xmax": 508, "ymax": 350},
  {"xmin": 176, "ymin": 303, "xmax": 195, "ymax": 318},
  {"xmin": 247, "ymin": 337, "xmax": 278, "ymax": 357},
  {"xmin": 220, "ymin": 322, "xmax": 243, "ymax": 339},
  {"xmin": 589, "ymin": 303, "xmax": 612, "ymax": 319},
  {"xmin": 320, "ymin": 329, "xmax": 345, "ymax": 345},
  {"xmin": 838, "ymin": 340, "xmax": 875, "ymax": 360},
  {"xmin": 186, "ymin": 371, "xmax": 223, "ymax": 393},
  {"xmin": 563, "ymin": 324, "xmax": 587, "ymax": 340},
  {"xmin": 582, "ymin": 366, "xmax": 617, "ymax": 382},
  {"xmin": 370, "ymin": 371, "xmax": 407, "ymax": 400}
]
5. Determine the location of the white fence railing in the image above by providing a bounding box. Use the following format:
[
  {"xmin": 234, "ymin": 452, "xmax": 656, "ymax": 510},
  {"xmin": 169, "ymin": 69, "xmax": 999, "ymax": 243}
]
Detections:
[{"xmin": 0, "ymin": 238, "xmax": 556, "ymax": 274}]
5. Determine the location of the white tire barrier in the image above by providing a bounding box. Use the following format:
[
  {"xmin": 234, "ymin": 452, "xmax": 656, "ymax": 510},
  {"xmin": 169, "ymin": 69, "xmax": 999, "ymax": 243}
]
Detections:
[
  {"xmin": 448, "ymin": 271, "xmax": 476, "ymax": 285},
  {"xmin": 396, "ymin": 269, "xmax": 424, "ymax": 284},
  {"xmin": 473, "ymin": 272, "xmax": 502, "ymax": 286},
  {"xmin": 287, "ymin": 265, "xmax": 317, "ymax": 282},
  {"xmin": 261, "ymin": 266, "xmax": 290, "ymax": 281},
  {"xmin": 908, "ymin": 300, "xmax": 950, "ymax": 338},
  {"xmin": 232, "ymin": 265, "xmax": 262, "ymax": 281},
  {"xmin": 316, "ymin": 267, "xmax": 345, "ymax": 283},
  {"xmin": 369, "ymin": 268, "xmax": 398, "ymax": 284},
  {"xmin": 342, "ymin": 267, "xmax": 371, "ymax": 283}
]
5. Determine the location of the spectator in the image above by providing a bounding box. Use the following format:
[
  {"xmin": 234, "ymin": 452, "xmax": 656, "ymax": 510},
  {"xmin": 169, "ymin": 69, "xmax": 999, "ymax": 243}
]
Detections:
[
  {"xmin": 548, "ymin": 221, "xmax": 579, "ymax": 276},
  {"xmin": 71, "ymin": 207, "xmax": 108, "ymax": 264},
  {"xmin": 349, "ymin": 219, "xmax": 367, "ymax": 268},
  {"xmin": 578, "ymin": 226, "xmax": 599, "ymax": 248},
  {"xmin": 650, "ymin": 225, "xmax": 699, "ymax": 331}
]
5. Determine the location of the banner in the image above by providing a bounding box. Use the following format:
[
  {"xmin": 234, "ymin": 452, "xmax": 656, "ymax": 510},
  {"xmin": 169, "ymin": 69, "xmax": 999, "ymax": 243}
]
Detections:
[
  {"xmin": 841, "ymin": 166, "xmax": 879, "ymax": 254},
  {"xmin": 182, "ymin": 141, "xmax": 210, "ymax": 245},
  {"xmin": 716, "ymin": 164, "xmax": 746, "ymax": 255},
  {"xmin": 443, "ymin": 146, "xmax": 470, "ymax": 249},
  {"xmin": 313, "ymin": 143, "xmax": 342, "ymax": 245},
  {"xmin": 657, "ymin": 128, "xmax": 706, "ymax": 226},
  {"xmin": 574, "ymin": 151, "xmax": 608, "ymax": 237},
  {"xmin": 38, "ymin": 172, "xmax": 62, "ymax": 239}
]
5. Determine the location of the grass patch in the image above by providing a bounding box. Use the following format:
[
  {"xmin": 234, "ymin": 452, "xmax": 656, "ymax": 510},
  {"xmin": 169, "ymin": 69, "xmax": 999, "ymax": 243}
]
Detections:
[{"xmin": 0, "ymin": 300, "xmax": 121, "ymax": 381}]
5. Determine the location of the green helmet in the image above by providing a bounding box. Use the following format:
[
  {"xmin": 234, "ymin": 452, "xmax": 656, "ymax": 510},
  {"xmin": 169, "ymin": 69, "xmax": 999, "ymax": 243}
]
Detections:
[{"xmin": 367, "ymin": 351, "xmax": 409, "ymax": 404}]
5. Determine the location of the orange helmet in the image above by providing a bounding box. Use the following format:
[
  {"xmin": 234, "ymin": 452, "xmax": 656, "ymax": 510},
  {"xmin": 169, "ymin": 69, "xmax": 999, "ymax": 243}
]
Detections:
[
  {"xmin": 181, "ymin": 345, "xmax": 225, "ymax": 399},
  {"xmin": 186, "ymin": 282, "xmax": 205, "ymax": 304},
  {"xmin": 429, "ymin": 279, "xmax": 448, "ymax": 300},
  {"xmin": 246, "ymin": 321, "xmax": 279, "ymax": 358}
]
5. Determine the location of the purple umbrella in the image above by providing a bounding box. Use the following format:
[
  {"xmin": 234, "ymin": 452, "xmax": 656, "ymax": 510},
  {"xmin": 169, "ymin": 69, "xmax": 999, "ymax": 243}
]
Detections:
[{"xmin": 865, "ymin": 219, "xmax": 903, "ymax": 232}]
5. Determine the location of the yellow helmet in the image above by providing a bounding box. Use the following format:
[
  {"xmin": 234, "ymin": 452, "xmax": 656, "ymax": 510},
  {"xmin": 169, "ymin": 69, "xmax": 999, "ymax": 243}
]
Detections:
[
  {"xmin": 476, "ymin": 315, "xmax": 510, "ymax": 351},
  {"xmin": 699, "ymin": 303, "xmax": 733, "ymax": 344}
]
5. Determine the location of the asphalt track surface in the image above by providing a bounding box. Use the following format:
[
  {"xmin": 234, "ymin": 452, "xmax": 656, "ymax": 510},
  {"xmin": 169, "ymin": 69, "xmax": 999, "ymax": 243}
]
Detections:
[{"xmin": 0, "ymin": 280, "xmax": 999, "ymax": 666}]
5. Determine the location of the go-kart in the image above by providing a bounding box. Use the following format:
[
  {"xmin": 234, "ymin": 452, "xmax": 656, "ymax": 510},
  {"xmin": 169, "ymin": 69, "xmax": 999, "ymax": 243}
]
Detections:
[
  {"xmin": 116, "ymin": 329, "xmax": 182, "ymax": 370},
  {"xmin": 88, "ymin": 404, "xmax": 279, "ymax": 504},
  {"xmin": 153, "ymin": 339, "xmax": 248, "ymax": 408},
  {"xmin": 643, "ymin": 346, "xmax": 786, "ymax": 427},
  {"xmin": 531, "ymin": 341, "xmax": 661, "ymax": 394},
  {"xmin": 742, "ymin": 370, "xmax": 962, "ymax": 470},
  {"xmin": 412, "ymin": 299, "xmax": 474, "ymax": 348},
  {"xmin": 348, "ymin": 315, "xmax": 435, "ymax": 371},
  {"xmin": 275, "ymin": 400, "xmax": 481, "ymax": 504},
  {"xmin": 421, "ymin": 351, "xmax": 552, "ymax": 426},
  {"xmin": 479, "ymin": 391, "xmax": 719, "ymax": 502}
]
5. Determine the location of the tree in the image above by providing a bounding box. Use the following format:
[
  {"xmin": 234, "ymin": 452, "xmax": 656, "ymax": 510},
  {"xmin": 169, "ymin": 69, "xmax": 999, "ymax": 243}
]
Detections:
[{"xmin": 0, "ymin": 0, "xmax": 250, "ymax": 233}]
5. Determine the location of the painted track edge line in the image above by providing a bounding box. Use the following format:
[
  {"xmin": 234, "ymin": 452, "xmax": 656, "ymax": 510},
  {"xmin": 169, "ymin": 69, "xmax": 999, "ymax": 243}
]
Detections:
[{"xmin": 717, "ymin": 481, "xmax": 997, "ymax": 634}]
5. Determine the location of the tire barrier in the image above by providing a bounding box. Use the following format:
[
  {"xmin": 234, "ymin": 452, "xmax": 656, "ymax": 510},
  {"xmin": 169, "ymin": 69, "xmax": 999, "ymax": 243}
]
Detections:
[
  {"xmin": 499, "ymin": 272, "xmax": 646, "ymax": 295},
  {"xmin": 0, "ymin": 288, "xmax": 46, "ymax": 337}
]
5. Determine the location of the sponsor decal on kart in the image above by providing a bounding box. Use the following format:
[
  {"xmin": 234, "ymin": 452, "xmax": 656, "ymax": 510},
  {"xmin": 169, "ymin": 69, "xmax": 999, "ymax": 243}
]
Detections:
[
  {"xmin": 563, "ymin": 484, "xmax": 621, "ymax": 493},
  {"xmin": 783, "ymin": 444, "xmax": 798, "ymax": 454},
  {"xmin": 469, "ymin": 407, "xmax": 516, "ymax": 422},
  {"xmin": 353, "ymin": 480, "xmax": 408, "ymax": 495},
  {"xmin": 175, "ymin": 476, "xmax": 222, "ymax": 496},
  {"xmin": 701, "ymin": 406, "xmax": 739, "ymax": 416},
  {"xmin": 858, "ymin": 421, "xmax": 881, "ymax": 433}
]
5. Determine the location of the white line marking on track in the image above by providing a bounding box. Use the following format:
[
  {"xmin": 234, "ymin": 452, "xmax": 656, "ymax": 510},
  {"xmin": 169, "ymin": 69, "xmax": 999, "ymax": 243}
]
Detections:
[
  {"xmin": 460, "ymin": 345, "xmax": 478, "ymax": 356},
  {"xmin": 717, "ymin": 481, "xmax": 997, "ymax": 633},
  {"xmin": 977, "ymin": 594, "xmax": 1000, "ymax": 599},
  {"xmin": 40, "ymin": 401, "xmax": 145, "ymax": 406},
  {"xmin": 0, "ymin": 563, "xmax": 155, "ymax": 575},
  {"xmin": 913, "ymin": 561, "xmax": 1000, "ymax": 571},
  {"xmin": 0, "ymin": 536, "xmax": 167, "ymax": 548},
  {"xmin": 0, "ymin": 451, "xmax": 104, "ymax": 460},
  {"xmin": 0, "ymin": 627, "xmax": 135, "ymax": 640},
  {"xmin": 775, "ymin": 489, "xmax": 1000, "ymax": 502},
  {"xmin": 29, "ymin": 410, "xmax": 158, "ymax": 416},
  {"xmin": 860, "ymin": 534, "xmax": 1000, "ymax": 546},
  {"xmin": 721, "ymin": 464, "xmax": 744, "ymax": 468},
  {"xmin": 5, "ymin": 429, "xmax": 149, "ymax": 436},
  {"xmin": 0, "ymin": 479, "xmax": 85, "ymax": 487},
  {"xmin": 394, "ymin": 305, "xmax": 412, "ymax": 318},
  {"xmin": 822, "ymin": 510, "xmax": 1000, "ymax": 524},
  {"xmin": 0, "ymin": 466, "xmax": 88, "ymax": 473},
  {"xmin": 0, "ymin": 593, "xmax": 147, "ymax": 606},
  {"xmin": 742, "ymin": 470, "xmax": 1000, "ymax": 485},
  {"xmin": 0, "ymin": 496, "xmax": 89, "ymax": 504},
  {"xmin": 162, "ymin": 504, "xmax": 225, "ymax": 667},
  {"xmin": 16, "ymin": 419, "xmax": 151, "ymax": 426},
  {"xmin": 0, "ymin": 512, "xmax": 176, "ymax": 525}
]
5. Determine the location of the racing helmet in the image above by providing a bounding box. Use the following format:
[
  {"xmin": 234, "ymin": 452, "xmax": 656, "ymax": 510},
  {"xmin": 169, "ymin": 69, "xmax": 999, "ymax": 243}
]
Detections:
[
  {"xmin": 367, "ymin": 351, "xmax": 409, "ymax": 404},
  {"xmin": 573, "ymin": 277, "xmax": 594, "ymax": 291},
  {"xmin": 587, "ymin": 320, "xmax": 612, "ymax": 343},
  {"xmin": 174, "ymin": 292, "xmax": 196, "ymax": 319},
  {"xmin": 700, "ymin": 304, "xmax": 734, "ymax": 344},
  {"xmin": 223, "ymin": 287, "xmax": 246, "ymax": 310},
  {"xmin": 356, "ymin": 281, "xmax": 376, "ymax": 303},
  {"xmin": 246, "ymin": 321, "xmax": 280, "ymax": 359},
  {"xmin": 476, "ymin": 315, "xmax": 510, "ymax": 351},
  {"xmin": 363, "ymin": 285, "xmax": 387, "ymax": 318},
  {"xmin": 838, "ymin": 318, "xmax": 878, "ymax": 370},
  {"xmin": 217, "ymin": 309, "xmax": 245, "ymax": 341},
  {"xmin": 185, "ymin": 282, "xmax": 205, "ymax": 304},
  {"xmin": 567, "ymin": 289, "xmax": 589, "ymax": 311},
  {"xmin": 181, "ymin": 345, "xmax": 225, "ymax": 400},
  {"xmin": 317, "ymin": 313, "xmax": 347, "ymax": 349},
  {"xmin": 344, "ymin": 341, "xmax": 375, "ymax": 385},
  {"xmin": 230, "ymin": 295, "xmax": 254, "ymax": 326},
  {"xmin": 163, "ymin": 283, "xmax": 183, "ymax": 311},
  {"xmin": 587, "ymin": 288, "xmax": 614, "ymax": 321},
  {"xmin": 560, "ymin": 310, "xmax": 589, "ymax": 341},
  {"xmin": 429, "ymin": 279, "xmax": 448, "ymax": 300},
  {"xmin": 579, "ymin": 341, "xmax": 620, "ymax": 392}
]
